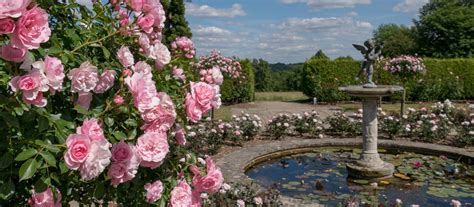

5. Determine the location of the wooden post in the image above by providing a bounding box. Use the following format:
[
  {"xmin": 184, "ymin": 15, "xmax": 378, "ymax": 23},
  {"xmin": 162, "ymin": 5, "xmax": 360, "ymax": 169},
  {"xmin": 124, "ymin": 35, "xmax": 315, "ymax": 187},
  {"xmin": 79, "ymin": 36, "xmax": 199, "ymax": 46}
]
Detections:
[{"xmin": 401, "ymin": 88, "xmax": 406, "ymax": 116}]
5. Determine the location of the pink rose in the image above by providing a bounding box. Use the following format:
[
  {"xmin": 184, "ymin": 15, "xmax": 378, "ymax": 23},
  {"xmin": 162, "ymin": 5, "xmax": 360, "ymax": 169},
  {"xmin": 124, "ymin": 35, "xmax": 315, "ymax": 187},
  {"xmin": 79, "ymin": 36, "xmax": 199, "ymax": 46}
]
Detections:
[
  {"xmin": 126, "ymin": 72, "xmax": 159, "ymax": 113},
  {"xmin": 78, "ymin": 118, "xmax": 105, "ymax": 141},
  {"xmin": 93, "ymin": 70, "xmax": 116, "ymax": 93},
  {"xmin": 146, "ymin": 42, "xmax": 170, "ymax": 69},
  {"xmin": 114, "ymin": 95, "xmax": 124, "ymax": 105},
  {"xmin": 0, "ymin": 0, "xmax": 31, "ymax": 19},
  {"xmin": 23, "ymin": 91, "xmax": 47, "ymax": 107},
  {"xmin": 169, "ymin": 180, "xmax": 193, "ymax": 207},
  {"xmin": 191, "ymin": 190, "xmax": 202, "ymax": 207},
  {"xmin": 79, "ymin": 140, "xmax": 111, "ymax": 181},
  {"xmin": 117, "ymin": 46, "xmax": 134, "ymax": 68},
  {"xmin": 190, "ymin": 82, "xmax": 217, "ymax": 112},
  {"xmin": 127, "ymin": 0, "xmax": 145, "ymax": 12},
  {"xmin": 64, "ymin": 134, "xmax": 91, "ymax": 170},
  {"xmin": 133, "ymin": 61, "xmax": 152, "ymax": 74},
  {"xmin": 175, "ymin": 128, "xmax": 186, "ymax": 145},
  {"xmin": 108, "ymin": 141, "xmax": 140, "ymax": 187},
  {"xmin": 68, "ymin": 62, "xmax": 99, "ymax": 93},
  {"xmin": 141, "ymin": 92, "xmax": 176, "ymax": 132},
  {"xmin": 192, "ymin": 158, "xmax": 224, "ymax": 193},
  {"xmin": 136, "ymin": 132, "xmax": 169, "ymax": 169},
  {"xmin": 185, "ymin": 94, "xmax": 202, "ymax": 122},
  {"xmin": 138, "ymin": 33, "xmax": 150, "ymax": 49},
  {"xmin": 237, "ymin": 200, "xmax": 245, "ymax": 207},
  {"xmin": 137, "ymin": 14, "xmax": 154, "ymax": 33},
  {"xmin": 28, "ymin": 187, "xmax": 61, "ymax": 207},
  {"xmin": 0, "ymin": 44, "xmax": 27, "ymax": 62},
  {"xmin": 171, "ymin": 36, "xmax": 195, "ymax": 59},
  {"xmin": 172, "ymin": 67, "xmax": 186, "ymax": 81},
  {"xmin": 76, "ymin": 92, "xmax": 93, "ymax": 110},
  {"xmin": 122, "ymin": 69, "xmax": 133, "ymax": 77},
  {"xmin": 0, "ymin": 18, "xmax": 15, "ymax": 34},
  {"xmin": 42, "ymin": 56, "xmax": 65, "ymax": 91},
  {"xmin": 254, "ymin": 197, "xmax": 263, "ymax": 205},
  {"xmin": 11, "ymin": 6, "xmax": 51, "ymax": 49},
  {"xmin": 211, "ymin": 67, "xmax": 223, "ymax": 85},
  {"xmin": 144, "ymin": 180, "xmax": 163, "ymax": 203},
  {"xmin": 9, "ymin": 69, "xmax": 49, "ymax": 101},
  {"xmin": 143, "ymin": 0, "xmax": 166, "ymax": 28}
]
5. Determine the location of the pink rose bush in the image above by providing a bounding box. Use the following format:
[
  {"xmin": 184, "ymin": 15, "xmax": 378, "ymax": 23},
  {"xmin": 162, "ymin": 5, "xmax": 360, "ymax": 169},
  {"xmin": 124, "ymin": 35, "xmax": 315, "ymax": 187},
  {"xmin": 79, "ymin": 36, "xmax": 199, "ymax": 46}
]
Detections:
[{"xmin": 0, "ymin": 0, "xmax": 258, "ymax": 206}]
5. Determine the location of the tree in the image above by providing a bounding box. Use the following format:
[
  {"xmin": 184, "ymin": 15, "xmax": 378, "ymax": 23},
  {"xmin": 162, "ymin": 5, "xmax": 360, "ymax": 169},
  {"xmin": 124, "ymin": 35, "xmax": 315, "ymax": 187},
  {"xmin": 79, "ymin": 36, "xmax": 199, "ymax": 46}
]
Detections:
[
  {"xmin": 310, "ymin": 49, "xmax": 330, "ymax": 60},
  {"xmin": 373, "ymin": 24, "xmax": 418, "ymax": 57},
  {"xmin": 161, "ymin": 0, "xmax": 193, "ymax": 45},
  {"xmin": 334, "ymin": 56, "xmax": 355, "ymax": 61},
  {"xmin": 252, "ymin": 59, "xmax": 272, "ymax": 92},
  {"xmin": 415, "ymin": 0, "xmax": 474, "ymax": 57}
]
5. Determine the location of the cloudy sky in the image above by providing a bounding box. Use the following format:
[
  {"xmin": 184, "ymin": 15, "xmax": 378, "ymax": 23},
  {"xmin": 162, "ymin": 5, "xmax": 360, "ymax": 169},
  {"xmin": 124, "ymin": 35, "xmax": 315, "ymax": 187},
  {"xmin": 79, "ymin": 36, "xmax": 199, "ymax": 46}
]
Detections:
[{"xmin": 185, "ymin": 0, "xmax": 428, "ymax": 63}]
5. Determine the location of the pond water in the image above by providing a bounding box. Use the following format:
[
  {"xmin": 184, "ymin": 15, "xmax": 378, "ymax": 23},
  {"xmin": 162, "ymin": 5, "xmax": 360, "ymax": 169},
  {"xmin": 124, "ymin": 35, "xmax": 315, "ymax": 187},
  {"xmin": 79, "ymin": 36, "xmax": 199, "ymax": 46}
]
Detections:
[{"xmin": 246, "ymin": 148, "xmax": 474, "ymax": 206}]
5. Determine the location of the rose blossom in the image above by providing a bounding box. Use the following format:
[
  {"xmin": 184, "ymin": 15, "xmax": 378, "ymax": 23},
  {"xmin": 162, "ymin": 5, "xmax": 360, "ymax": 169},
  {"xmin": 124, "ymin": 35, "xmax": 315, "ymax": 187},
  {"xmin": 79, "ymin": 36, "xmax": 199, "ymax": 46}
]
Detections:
[
  {"xmin": 28, "ymin": 187, "xmax": 61, "ymax": 207},
  {"xmin": 451, "ymin": 200, "xmax": 461, "ymax": 207},
  {"xmin": 133, "ymin": 61, "xmax": 152, "ymax": 74},
  {"xmin": 172, "ymin": 66, "xmax": 186, "ymax": 81},
  {"xmin": 144, "ymin": 180, "xmax": 163, "ymax": 203},
  {"xmin": 0, "ymin": 44, "xmax": 27, "ymax": 62},
  {"xmin": 169, "ymin": 180, "xmax": 193, "ymax": 207},
  {"xmin": 64, "ymin": 134, "xmax": 91, "ymax": 170},
  {"xmin": 114, "ymin": 95, "xmax": 124, "ymax": 105},
  {"xmin": 141, "ymin": 92, "xmax": 176, "ymax": 132},
  {"xmin": 136, "ymin": 132, "xmax": 169, "ymax": 169},
  {"xmin": 125, "ymin": 71, "xmax": 159, "ymax": 113},
  {"xmin": 143, "ymin": 0, "xmax": 166, "ymax": 28},
  {"xmin": 237, "ymin": 200, "xmax": 245, "ymax": 207},
  {"xmin": 23, "ymin": 91, "xmax": 47, "ymax": 107},
  {"xmin": 108, "ymin": 141, "xmax": 140, "ymax": 186},
  {"xmin": 0, "ymin": 18, "xmax": 15, "ymax": 34},
  {"xmin": 127, "ymin": 0, "xmax": 145, "ymax": 12},
  {"xmin": 111, "ymin": 140, "xmax": 134, "ymax": 162},
  {"xmin": 254, "ymin": 197, "xmax": 263, "ymax": 205},
  {"xmin": 211, "ymin": 67, "xmax": 223, "ymax": 85},
  {"xmin": 117, "ymin": 46, "xmax": 134, "ymax": 68},
  {"xmin": 11, "ymin": 6, "xmax": 51, "ymax": 49},
  {"xmin": 77, "ymin": 92, "xmax": 93, "ymax": 110},
  {"xmin": 137, "ymin": 14, "xmax": 154, "ymax": 33},
  {"xmin": 9, "ymin": 68, "xmax": 49, "ymax": 101},
  {"xmin": 147, "ymin": 42, "xmax": 170, "ymax": 69},
  {"xmin": 192, "ymin": 157, "xmax": 224, "ymax": 193},
  {"xmin": 190, "ymin": 82, "xmax": 218, "ymax": 112},
  {"xmin": 185, "ymin": 94, "xmax": 202, "ymax": 122},
  {"xmin": 79, "ymin": 140, "xmax": 112, "ymax": 181},
  {"xmin": 93, "ymin": 70, "xmax": 116, "ymax": 93},
  {"xmin": 42, "ymin": 56, "xmax": 65, "ymax": 91},
  {"xmin": 0, "ymin": 0, "xmax": 31, "ymax": 19},
  {"xmin": 174, "ymin": 128, "xmax": 186, "ymax": 145},
  {"xmin": 78, "ymin": 118, "xmax": 105, "ymax": 141},
  {"xmin": 68, "ymin": 62, "xmax": 99, "ymax": 93}
]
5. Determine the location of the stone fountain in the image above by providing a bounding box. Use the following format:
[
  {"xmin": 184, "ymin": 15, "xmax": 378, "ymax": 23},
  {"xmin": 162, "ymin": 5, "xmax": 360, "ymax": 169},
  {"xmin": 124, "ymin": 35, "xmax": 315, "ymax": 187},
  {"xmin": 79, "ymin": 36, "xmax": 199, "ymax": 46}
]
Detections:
[{"xmin": 339, "ymin": 39, "xmax": 403, "ymax": 179}]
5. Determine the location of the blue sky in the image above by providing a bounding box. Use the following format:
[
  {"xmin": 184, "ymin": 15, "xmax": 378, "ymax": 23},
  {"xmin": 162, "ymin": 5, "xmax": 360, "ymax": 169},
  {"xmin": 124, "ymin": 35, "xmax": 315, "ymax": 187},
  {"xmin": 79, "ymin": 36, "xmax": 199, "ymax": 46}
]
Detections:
[{"xmin": 185, "ymin": 0, "xmax": 428, "ymax": 63}]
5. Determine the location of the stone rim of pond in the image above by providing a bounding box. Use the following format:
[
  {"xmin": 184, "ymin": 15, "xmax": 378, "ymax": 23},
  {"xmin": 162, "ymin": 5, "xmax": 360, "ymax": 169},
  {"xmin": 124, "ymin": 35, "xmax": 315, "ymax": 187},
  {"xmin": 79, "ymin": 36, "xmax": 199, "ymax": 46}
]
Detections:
[{"xmin": 216, "ymin": 138, "xmax": 474, "ymax": 206}]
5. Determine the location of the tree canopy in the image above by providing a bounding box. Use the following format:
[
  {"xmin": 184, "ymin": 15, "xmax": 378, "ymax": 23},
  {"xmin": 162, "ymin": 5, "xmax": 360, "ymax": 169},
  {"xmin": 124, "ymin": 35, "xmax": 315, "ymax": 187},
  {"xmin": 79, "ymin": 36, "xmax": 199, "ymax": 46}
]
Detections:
[
  {"xmin": 373, "ymin": 24, "xmax": 418, "ymax": 57},
  {"xmin": 310, "ymin": 49, "xmax": 330, "ymax": 60},
  {"xmin": 162, "ymin": 0, "xmax": 193, "ymax": 45}
]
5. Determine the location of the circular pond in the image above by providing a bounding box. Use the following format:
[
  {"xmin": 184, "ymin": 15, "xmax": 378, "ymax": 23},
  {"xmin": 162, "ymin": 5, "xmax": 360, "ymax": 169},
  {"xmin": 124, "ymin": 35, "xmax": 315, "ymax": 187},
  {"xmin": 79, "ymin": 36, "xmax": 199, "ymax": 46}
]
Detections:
[{"xmin": 245, "ymin": 147, "xmax": 474, "ymax": 206}]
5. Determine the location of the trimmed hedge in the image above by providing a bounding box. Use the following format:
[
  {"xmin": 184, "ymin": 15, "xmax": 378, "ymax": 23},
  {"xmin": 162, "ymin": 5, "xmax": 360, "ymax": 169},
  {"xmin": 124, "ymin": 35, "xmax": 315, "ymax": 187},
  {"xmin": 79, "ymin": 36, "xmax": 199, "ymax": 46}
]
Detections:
[
  {"xmin": 302, "ymin": 58, "xmax": 474, "ymax": 102},
  {"xmin": 221, "ymin": 59, "xmax": 255, "ymax": 103}
]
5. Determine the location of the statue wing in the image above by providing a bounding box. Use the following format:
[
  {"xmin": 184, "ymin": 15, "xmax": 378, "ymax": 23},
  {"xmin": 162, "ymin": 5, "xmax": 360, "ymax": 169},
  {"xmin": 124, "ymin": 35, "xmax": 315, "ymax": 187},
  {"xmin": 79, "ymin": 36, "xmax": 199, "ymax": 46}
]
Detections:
[
  {"xmin": 375, "ymin": 45, "xmax": 383, "ymax": 53},
  {"xmin": 352, "ymin": 44, "xmax": 367, "ymax": 54}
]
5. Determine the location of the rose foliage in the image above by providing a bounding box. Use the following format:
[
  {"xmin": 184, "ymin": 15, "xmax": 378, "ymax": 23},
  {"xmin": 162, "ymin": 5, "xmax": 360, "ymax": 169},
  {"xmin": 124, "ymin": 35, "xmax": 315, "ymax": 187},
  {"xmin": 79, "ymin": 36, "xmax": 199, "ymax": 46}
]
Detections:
[{"xmin": 0, "ymin": 0, "xmax": 241, "ymax": 206}]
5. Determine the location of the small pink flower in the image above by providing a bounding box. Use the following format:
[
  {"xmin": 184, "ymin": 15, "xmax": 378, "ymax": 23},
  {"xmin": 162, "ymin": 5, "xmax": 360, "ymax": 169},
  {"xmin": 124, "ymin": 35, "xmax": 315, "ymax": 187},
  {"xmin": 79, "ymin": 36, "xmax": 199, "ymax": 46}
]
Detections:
[
  {"xmin": 68, "ymin": 62, "xmax": 99, "ymax": 93},
  {"xmin": 0, "ymin": 18, "xmax": 15, "ymax": 34},
  {"xmin": 108, "ymin": 141, "xmax": 140, "ymax": 187},
  {"xmin": 237, "ymin": 199, "xmax": 245, "ymax": 207},
  {"xmin": 79, "ymin": 140, "xmax": 112, "ymax": 181},
  {"xmin": 143, "ymin": 0, "xmax": 166, "ymax": 28},
  {"xmin": 23, "ymin": 91, "xmax": 47, "ymax": 107},
  {"xmin": 144, "ymin": 180, "xmax": 163, "ymax": 203},
  {"xmin": 175, "ymin": 128, "xmax": 186, "ymax": 145},
  {"xmin": 119, "ymin": 18, "xmax": 129, "ymax": 28},
  {"xmin": 64, "ymin": 134, "xmax": 91, "ymax": 170},
  {"xmin": 0, "ymin": 0, "xmax": 31, "ymax": 19},
  {"xmin": 127, "ymin": 0, "xmax": 145, "ymax": 12},
  {"xmin": 170, "ymin": 180, "xmax": 193, "ymax": 207},
  {"xmin": 136, "ymin": 132, "xmax": 169, "ymax": 169},
  {"xmin": 146, "ymin": 42, "xmax": 170, "ymax": 69},
  {"xmin": 117, "ymin": 46, "xmax": 134, "ymax": 68},
  {"xmin": 0, "ymin": 44, "xmax": 27, "ymax": 62},
  {"xmin": 11, "ymin": 6, "xmax": 51, "ymax": 49},
  {"xmin": 93, "ymin": 70, "xmax": 116, "ymax": 93},
  {"xmin": 137, "ymin": 14, "xmax": 154, "ymax": 33},
  {"xmin": 172, "ymin": 66, "xmax": 186, "ymax": 81},
  {"xmin": 413, "ymin": 160, "xmax": 423, "ymax": 168},
  {"xmin": 133, "ymin": 61, "xmax": 152, "ymax": 74},
  {"xmin": 192, "ymin": 158, "xmax": 224, "ymax": 193},
  {"xmin": 78, "ymin": 118, "xmax": 105, "ymax": 142},
  {"xmin": 254, "ymin": 197, "xmax": 263, "ymax": 205},
  {"xmin": 114, "ymin": 95, "xmax": 124, "ymax": 105},
  {"xmin": 42, "ymin": 56, "xmax": 65, "ymax": 92},
  {"xmin": 185, "ymin": 93, "xmax": 203, "ymax": 122},
  {"xmin": 28, "ymin": 187, "xmax": 61, "ymax": 207},
  {"xmin": 122, "ymin": 69, "xmax": 133, "ymax": 77}
]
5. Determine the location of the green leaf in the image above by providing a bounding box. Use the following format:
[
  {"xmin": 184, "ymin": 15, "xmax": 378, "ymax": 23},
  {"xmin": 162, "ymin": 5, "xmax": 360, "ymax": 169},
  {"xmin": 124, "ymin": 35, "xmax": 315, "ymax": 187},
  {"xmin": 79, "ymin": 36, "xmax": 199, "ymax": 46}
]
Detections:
[
  {"xmin": 38, "ymin": 116, "xmax": 49, "ymax": 132},
  {"xmin": 105, "ymin": 117, "xmax": 114, "ymax": 127},
  {"xmin": 39, "ymin": 151, "xmax": 56, "ymax": 167},
  {"xmin": 47, "ymin": 47, "xmax": 62, "ymax": 55},
  {"xmin": 112, "ymin": 131, "xmax": 127, "ymax": 141},
  {"xmin": 94, "ymin": 182, "xmax": 105, "ymax": 199},
  {"xmin": 0, "ymin": 152, "xmax": 13, "ymax": 169},
  {"xmin": 124, "ymin": 119, "xmax": 137, "ymax": 127},
  {"xmin": 101, "ymin": 46, "xmax": 110, "ymax": 59},
  {"xmin": 15, "ymin": 149, "xmax": 38, "ymax": 161},
  {"xmin": 34, "ymin": 177, "xmax": 50, "ymax": 193},
  {"xmin": 0, "ymin": 179, "xmax": 14, "ymax": 200},
  {"xmin": 35, "ymin": 140, "xmax": 60, "ymax": 153},
  {"xmin": 19, "ymin": 158, "xmax": 38, "ymax": 181},
  {"xmin": 127, "ymin": 128, "xmax": 137, "ymax": 140},
  {"xmin": 59, "ymin": 162, "xmax": 69, "ymax": 174},
  {"xmin": 60, "ymin": 53, "xmax": 69, "ymax": 64}
]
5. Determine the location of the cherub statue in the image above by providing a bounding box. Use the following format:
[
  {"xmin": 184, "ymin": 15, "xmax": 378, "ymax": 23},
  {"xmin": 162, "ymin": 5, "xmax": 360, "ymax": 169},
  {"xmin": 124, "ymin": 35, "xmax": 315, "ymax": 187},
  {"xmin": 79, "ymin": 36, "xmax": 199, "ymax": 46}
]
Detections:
[{"xmin": 353, "ymin": 39, "xmax": 383, "ymax": 88}]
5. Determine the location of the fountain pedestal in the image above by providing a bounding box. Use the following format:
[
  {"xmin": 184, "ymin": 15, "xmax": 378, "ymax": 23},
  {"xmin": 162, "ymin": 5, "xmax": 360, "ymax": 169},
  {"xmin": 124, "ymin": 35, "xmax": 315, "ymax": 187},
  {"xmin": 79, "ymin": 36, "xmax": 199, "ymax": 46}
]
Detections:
[{"xmin": 339, "ymin": 85, "xmax": 403, "ymax": 179}]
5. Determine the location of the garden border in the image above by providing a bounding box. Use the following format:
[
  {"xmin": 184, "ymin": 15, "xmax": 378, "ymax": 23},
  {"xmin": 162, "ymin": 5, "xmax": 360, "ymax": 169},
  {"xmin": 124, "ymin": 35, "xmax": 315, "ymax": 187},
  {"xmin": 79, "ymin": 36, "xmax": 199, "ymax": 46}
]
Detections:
[{"xmin": 216, "ymin": 138, "xmax": 474, "ymax": 206}]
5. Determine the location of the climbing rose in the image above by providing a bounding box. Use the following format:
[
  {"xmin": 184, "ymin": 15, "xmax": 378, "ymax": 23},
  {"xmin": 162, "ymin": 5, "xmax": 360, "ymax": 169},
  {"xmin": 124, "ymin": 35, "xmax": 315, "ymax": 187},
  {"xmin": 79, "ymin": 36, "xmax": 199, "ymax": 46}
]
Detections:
[
  {"xmin": 79, "ymin": 140, "xmax": 112, "ymax": 181},
  {"xmin": 143, "ymin": 0, "xmax": 166, "ymax": 28},
  {"xmin": 68, "ymin": 62, "xmax": 99, "ymax": 93},
  {"xmin": 23, "ymin": 91, "xmax": 47, "ymax": 107},
  {"xmin": 27, "ymin": 187, "xmax": 61, "ymax": 207},
  {"xmin": 117, "ymin": 46, "xmax": 134, "ymax": 68},
  {"xmin": 172, "ymin": 66, "xmax": 186, "ymax": 81},
  {"xmin": 0, "ymin": 0, "xmax": 31, "ymax": 19},
  {"xmin": 185, "ymin": 94, "xmax": 202, "ymax": 123},
  {"xmin": 192, "ymin": 158, "xmax": 224, "ymax": 193},
  {"xmin": 136, "ymin": 132, "xmax": 169, "ymax": 169},
  {"xmin": 78, "ymin": 118, "xmax": 105, "ymax": 142},
  {"xmin": 147, "ymin": 42, "xmax": 170, "ymax": 69},
  {"xmin": 93, "ymin": 70, "xmax": 116, "ymax": 94},
  {"xmin": 42, "ymin": 56, "xmax": 65, "ymax": 91},
  {"xmin": 0, "ymin": 44, "xmax": 27, "ymax": 62},
  {"xmin": 9, "ymin": 68, "xmax": 49, "ymax": 102},
  {"xmin": 137, "ymin": 14, "xmax": 154, "ymax": 33},
  {"xmin": 127, "ymin": 0, "xmax": 145, "ymax": 12},
  {"xmin": 237, "ymin": 200, "xmax": 245, "ymax": 207},
  {"xmin": 144, "ymin": 180, "xmax": 163, "ymax": 203},
  {"xmin": 141, "ymin": 92, "xmax": 176, "ymax": 133},
  {"xmin": 108, "ymin": 141, "xmax": 140, "ymax": 187},
  {"xmin": 11, "ymin": 6, "xmax": 51, "ymax": 49},
  {"xmin": 0, "ymin": 18, "xmax": 15, "ymax": 34},
  {"xmin": 189, "ymin": 82, "xmax": 219, "ymax": 112},
  {"xmin": 113, "ymin": 95, "xmax": 124, "ymax": 105},
  {"xmin": 64, "ymin": 134, "xmax": 91, "ymax": 170},
  {"xmin": 169, "ymin": 180, "xmax": 193, "ymax": 207}
]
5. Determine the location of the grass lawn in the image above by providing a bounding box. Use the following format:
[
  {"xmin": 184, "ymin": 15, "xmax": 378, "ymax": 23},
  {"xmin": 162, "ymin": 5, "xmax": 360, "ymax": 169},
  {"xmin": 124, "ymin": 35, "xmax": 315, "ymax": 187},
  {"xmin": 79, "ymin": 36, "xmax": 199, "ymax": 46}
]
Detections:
[{"xmin": 254, "ymin": 91, "xmax": 309, "ymax": 102}]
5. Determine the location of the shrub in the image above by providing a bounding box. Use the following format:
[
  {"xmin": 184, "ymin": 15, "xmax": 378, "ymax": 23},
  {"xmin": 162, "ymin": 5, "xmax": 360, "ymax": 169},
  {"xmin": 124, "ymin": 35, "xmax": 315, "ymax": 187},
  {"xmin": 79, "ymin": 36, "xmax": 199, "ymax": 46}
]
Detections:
[
  {"xmin": 292, "ymin": 111, "xmax": 324, "ymax": 136},
  {"xmin": 221, "ymin": 59, "xmax": 255, "ymax": 103},
  {"xmin": 266, "ymin": 113, "xmax": 293, "ymax": 139},
  {"xmin": 206, "ymin": 182, "xmax": 282, "ymax": 207},
  {"xmin": 301, "ymin": 59, "xmax": 474, "ymax": 102},
  {"xmin": 324, "ymin": 111, "xmax": 362, "ymax": 136},
  {"xmin": 231, "ymin": 113, "xmax": 263, "ymax": 141}
]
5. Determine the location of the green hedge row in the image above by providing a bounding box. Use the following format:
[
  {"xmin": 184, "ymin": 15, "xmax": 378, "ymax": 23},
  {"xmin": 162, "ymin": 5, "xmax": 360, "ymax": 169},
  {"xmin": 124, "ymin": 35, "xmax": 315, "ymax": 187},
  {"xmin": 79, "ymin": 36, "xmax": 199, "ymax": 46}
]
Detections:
[
  {"xmin": 302, "ymin": 59, "xmax": 474, "ymax": 102},
  {"xmin": 221, "ymin": 59, "xmax": 255, "ymax": 103}
]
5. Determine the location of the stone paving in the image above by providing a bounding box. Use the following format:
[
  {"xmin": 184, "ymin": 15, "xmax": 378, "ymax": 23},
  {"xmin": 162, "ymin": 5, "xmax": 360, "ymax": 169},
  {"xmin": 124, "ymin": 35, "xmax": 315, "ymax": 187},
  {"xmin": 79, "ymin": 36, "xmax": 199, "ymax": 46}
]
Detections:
[{"xmin": 215, "ymin": 137, "xmax": 474, "ymax": 206}]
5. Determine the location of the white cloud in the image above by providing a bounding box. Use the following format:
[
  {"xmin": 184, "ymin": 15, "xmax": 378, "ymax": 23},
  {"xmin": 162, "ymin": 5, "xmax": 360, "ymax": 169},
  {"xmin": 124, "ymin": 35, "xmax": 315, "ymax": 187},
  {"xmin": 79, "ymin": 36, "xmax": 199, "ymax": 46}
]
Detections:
[
  {"xmin": 281, "ymin": 0, "xmax": 371, "ymax": 9},
  {"xmin": 185, "ymin": 3, "xmax": 246, "ymax": 18},
  {"xmin": 192, "ymin": 25, "xmax": 231, "ymax": 36},
  {"xmin": 347, "ymin": 11, "xmax": 359, "ymax": 16},
  {"xmin": 393, "ymin": 0, "xmax": 429, "ymax": 13}
]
